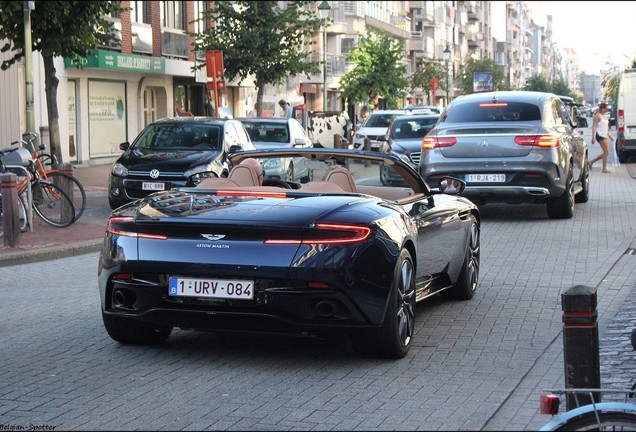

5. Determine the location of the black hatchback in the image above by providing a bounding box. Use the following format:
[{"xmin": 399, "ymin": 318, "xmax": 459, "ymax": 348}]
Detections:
[{"xmin": 108, "ymin": 117, "xmax": 255, "ymax": 209}]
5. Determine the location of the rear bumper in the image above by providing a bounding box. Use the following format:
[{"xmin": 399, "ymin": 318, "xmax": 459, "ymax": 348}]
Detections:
[{"xmin": 616, "ymin": 134, "xmax": 636, "ymax": 152}]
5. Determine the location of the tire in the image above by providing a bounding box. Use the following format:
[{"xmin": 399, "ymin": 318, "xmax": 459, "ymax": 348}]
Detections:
[
  {"xmin": 547, "ymin": 169, "xmax": 574, "ymax": 219},
  {"xmin": 575, "ymin": 158, "xmax": 590, "ymax": 203},
  {"xmin": 549, "ymin": 410, "xmax": 636, "ymax": 431},
  {"xmin": 441, "ymin": 215, "xmax": 480, "ymax": 300},
  {"xmin": 31, "ymin": 180, "xmax": 76, "ymax": 227},
  {"xmin": 45, "ymin": 171, "xmax": 86, "ymax": 221},
  {"xmin": 351, "ymin": 249, "xmax": 416, "ymax": 359},
  {"xmin": 617, "ymin": 142, "xmax": 628, "ymax": 163},
  {"xmin": 102, "ymin": 312, "xmax": 172, "ymax": 345}
]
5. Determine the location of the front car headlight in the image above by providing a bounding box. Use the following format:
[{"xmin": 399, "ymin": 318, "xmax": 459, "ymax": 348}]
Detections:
[
  {"xmin": 184, "ymin": 165, "xmax": 212, "ymax": 179},
  {"xmin": 112, "ymin": 163, "xmax": 128, "ymax": 177}
]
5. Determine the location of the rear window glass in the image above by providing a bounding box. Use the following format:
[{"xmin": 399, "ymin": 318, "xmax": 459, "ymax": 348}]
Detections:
[
  {"xmin": 241, "ymin": 121, "xmax": 290, "ymax": 143},
  {"xmin": 442, "ymin": 102, "xmax": 541, "ymax": 123},
  {"xmin": 391, "ymin": 117, "xmax": 439, "ymax": 139}
]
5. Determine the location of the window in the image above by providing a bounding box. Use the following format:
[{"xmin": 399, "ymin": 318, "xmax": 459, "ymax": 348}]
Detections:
[
  {"xmin": 130, "ymin": 1, "xmax": 150, "ymax": 23},
  {"xmin": 442, "ymin": 102, "xmax": 541, "ymax": 123},
  {"xmin": 143, "ymin": 88, "xmax": 157, "ymax": 127},
  {"xmin": 193, "ymin": 1, "xmax": 211, "ymax": 34},
  {"xmin": 161, "ymin": 1, "xmax": 186, "ymax": 30},
  {"xmin": 340, "ymin": 38, "xmax": 355, "ymax": 57}
]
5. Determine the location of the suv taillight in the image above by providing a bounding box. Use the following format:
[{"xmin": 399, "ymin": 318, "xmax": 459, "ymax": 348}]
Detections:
[
  {"xmin": 618, "ymin": 109, "xmax": 625, "ymax": 132},
  {"xmin": 514, "ymin": 135, "xmax": 559, "ymax": 147},
  {"xmin": 422, "ymin": 136, "xmax": 457, "ymax": 149}
]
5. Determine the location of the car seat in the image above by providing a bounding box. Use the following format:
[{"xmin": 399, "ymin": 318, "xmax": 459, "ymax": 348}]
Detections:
[
  {"xmin": 228, "ymin": 158, "xmax": 263, "ymax": 186},
  {"xmin": 323, "ymin": 166, "xmax": 357, "ymax": 192}
]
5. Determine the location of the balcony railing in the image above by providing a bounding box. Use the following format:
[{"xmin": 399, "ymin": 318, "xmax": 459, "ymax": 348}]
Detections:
[{"xmin": 161, "ymin": 29, "xmax": 188, "ymax": 58}]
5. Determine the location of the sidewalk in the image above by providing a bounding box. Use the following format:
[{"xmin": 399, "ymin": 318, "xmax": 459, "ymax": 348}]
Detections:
[{"xmin": 0, "ymin": 163, "xmax": 112, "ymax": 267}]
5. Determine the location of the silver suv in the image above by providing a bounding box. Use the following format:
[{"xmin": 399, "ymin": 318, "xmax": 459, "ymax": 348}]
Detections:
[{"xmin": 420, "ymin": 91, "xmax": 589, "ymax": 219}]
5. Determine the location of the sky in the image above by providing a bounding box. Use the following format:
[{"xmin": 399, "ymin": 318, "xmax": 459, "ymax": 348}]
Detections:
[{"xmin": 526, "ymin": 1, "xmax": 636, "ymax": 74}]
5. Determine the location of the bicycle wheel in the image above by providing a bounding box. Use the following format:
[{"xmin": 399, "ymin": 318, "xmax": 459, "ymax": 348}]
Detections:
[
  {"xmin": 44, "ymin": 171, "xmax": 86, "ymax": 221},
  {"xmin": 552, "ymin": 411, "xmax": 636, "ymax": 431},
  {"xmin": 31, "ymin": 180, "xmax": 76, "ymax": 227}
]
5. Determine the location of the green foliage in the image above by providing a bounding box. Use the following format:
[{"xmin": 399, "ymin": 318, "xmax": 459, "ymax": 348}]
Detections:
[
  {"xmin": 192, "ymin": 0, "xmax": 325, "ymax": 108},
  {"xmin": 603, "ymin": 73, "xmax": 620, "ymax": 103},
  {"xmin": 456, "ymin": 57, "xmax": 507, "ymax": 95},
  {"xmin": 338, "ymin": 31, "xmax": 409, "ymax": 109},
  {"xmin": 551, "ymin": 78, "xmax": 573, "ymax": 97},
  {"xmin": 524, "ymin": 74, "xmax": 551, "ymax": 92},
  {"xmin": 0, "ymin": 1, "xmax": 121, "ymax": 70},
  {"xmin": 410, "ymin": 58, "xmax": 447, "ymax": 104}
]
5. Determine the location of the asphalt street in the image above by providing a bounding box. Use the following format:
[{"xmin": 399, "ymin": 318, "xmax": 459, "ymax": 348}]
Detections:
[{"xmin": 1, "ymin": 121, "xmax": 635, "ymax": 431}]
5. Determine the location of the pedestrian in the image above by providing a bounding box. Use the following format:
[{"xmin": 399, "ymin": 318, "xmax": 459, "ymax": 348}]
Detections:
[
  {"xmin": 589, "ymin": 102, "xmax": 613, "ymax": 173},
  {"xmin": 278, "ymin": 99, "xmax": 293, "ymax": 119},
  {"xmin": 359, "ymin": 106, "xmax": 369, "ymax": 123},
  {"xmin": 248, "ymin": 103, "xmax": 257, "ymax": 117}
]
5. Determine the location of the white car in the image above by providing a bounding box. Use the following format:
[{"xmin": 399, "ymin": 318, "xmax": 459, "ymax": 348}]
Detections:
[{"xmin": 353, "ymin": 110, "xmax": 406, "ymax": 151}]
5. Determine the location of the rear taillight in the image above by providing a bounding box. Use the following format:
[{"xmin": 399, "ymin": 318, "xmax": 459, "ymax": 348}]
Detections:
[
  {"xmin": 514, "ymin": 135, "xmax": 559, "ymax": 147},
  {"xmin": 265, "ymin": 223, "xmax": 371, "ymax": 245},
  {"xmin": 618, "ymin": 109, "xmax": 625, "ymax": 132},
  {"xmin": 107, "ymin": 216, "xmax": 168, "ymax": 240},
  {"xmin": 539, "ymin": 394, "xmax": 560, "ymax": 415},
  {"xmin": 422, "ymin": 136, "xmax": 457, "ymax": 149}
]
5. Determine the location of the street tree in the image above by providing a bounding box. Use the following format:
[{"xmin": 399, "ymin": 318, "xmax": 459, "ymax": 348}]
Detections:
[
  {"xmin": 552, "ymin": 78, "xmax": 574, "ymax": 97},
  {"xmin": 524, "ymin": 73, "xmax": 551, "ymax": 92},
  {"xmin": 192, "ymin": 1, "xmax": 326, "ymax": 117},
  {"xmin": 338, "ymin": 31, "xmax": 409, "ymax": 109},
  {"xmin": 0, "ymin": 1, "xmax": 121, "ymax": 164},
  {"xmin": 603, "ymin": 73, "xmax": 620, "ymax": 104},
  {"xmin": 456, "ymin": 57, "xmax": 507, "ymax": 95},
  {"xmin": 410, "ymin": 58, "xmax": 447, "ymax": 105}
]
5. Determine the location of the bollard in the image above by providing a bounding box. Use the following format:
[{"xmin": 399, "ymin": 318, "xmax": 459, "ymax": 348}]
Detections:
[
  {"xmin": 363, "ymin": 137, "xmax": 371, "ymax": 151},
  {"xmin": 562, "ymin": 285, "xmax": 601, "ymax": 410},
  {"xmin": 56, "ymin": 163, "xmax": 74, "ymax": 223},
  {"xmin": 1, "ymin": 172, "xmax": 21, "ymax": 247}
]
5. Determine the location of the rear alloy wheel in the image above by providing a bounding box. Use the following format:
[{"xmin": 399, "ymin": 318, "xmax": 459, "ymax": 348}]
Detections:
[
  {"xmin": 575, "ymin": 157, "xmax": 590, "ymax": 203},
  {"xmin": 546, "ymin": 169, "xmax": 574, "ymax": 219},
  {"xmin": 441, "ymin": 215, "xmax": 480, "ymax": 300},
  {"xmin": 102, "ymin": 312, "xmax": 172, "ymax": 345},
  {"xmin": 351, "ymin": 249, "xmax": 415, "ymax": 359}
]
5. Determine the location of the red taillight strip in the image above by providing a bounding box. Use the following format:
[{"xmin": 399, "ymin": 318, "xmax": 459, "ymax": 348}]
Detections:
[
  {"xmin": 216, "ymin": 190, "xmax": 288, "ymax": 198},
  {"xmin": 422, "ymin": 136, "xmax": 457, "ymax": 149},
  {"xmin": 107, "ymin": 216, "xmax": 168, "ymax": 240},
  {"xmin": 264, "ymin": 223, "xmax": 371, "ymax": 245},
  {"xmin": 514, "ymin": 135, "xmax": 559, "ymax": 147},
  {"xmin": 479, "ymin": 102, "xmax": 508, "ymax": 107}
]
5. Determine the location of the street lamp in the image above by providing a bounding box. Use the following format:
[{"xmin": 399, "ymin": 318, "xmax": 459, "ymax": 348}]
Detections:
[
  {"xmin": 443, "ymin": 44, "xmax": 451, "ymax": 105},
  {"xmin": 317, "ymin": 0, "xmax": 331, "ymax": 111}
]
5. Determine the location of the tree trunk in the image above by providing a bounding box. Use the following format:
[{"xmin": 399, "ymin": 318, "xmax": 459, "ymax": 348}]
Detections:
[
  {"xmin": 256, "ymin": 79, "xmax": 264, "ymax": 117},
  {"xmin": 42, "ymin": 55, "xmax": 62, "ymax": 165}
]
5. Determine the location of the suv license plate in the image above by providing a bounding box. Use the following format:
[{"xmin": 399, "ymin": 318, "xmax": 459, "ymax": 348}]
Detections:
[
  {"xmin": 143, "ymin": 182, "xmax": 165, "ymax": 191},
  {"xmin": 168, "ymin": 277, "xmax": 254, "ymax": 300},
  {"xmin": 466, "ymin": 174, "xmax": 505, "ymax": 183}
]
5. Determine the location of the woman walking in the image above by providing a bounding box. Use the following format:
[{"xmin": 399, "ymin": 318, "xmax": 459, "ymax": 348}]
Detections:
[{"xmin": 589, "ymin": 102, "xmax": 613, "ymax": 173}]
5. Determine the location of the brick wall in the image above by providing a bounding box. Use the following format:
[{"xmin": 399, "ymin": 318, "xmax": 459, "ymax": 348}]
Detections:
[
  {"xmin": 150, "ymin": 1, "xmax": 162, "ymax": 57},
  {"xmin": 186, "ymin": 2, "xmax": 195, "ymax": 62},
  {"xmin": 120, "ymin": 1, "xmax": 132, "ymax": 54}
]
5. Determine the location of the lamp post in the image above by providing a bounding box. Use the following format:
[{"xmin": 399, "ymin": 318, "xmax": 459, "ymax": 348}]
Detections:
[
  {"xmin": 317, "ymin": 1, "xmax": 331, "ymax": 111},
  {"xmin": 443, "ymin": 44, "xmax": 451, "ymax": 106}
]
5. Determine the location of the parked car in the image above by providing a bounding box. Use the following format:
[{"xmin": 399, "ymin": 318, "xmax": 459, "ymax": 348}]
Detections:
[
  {"xmin": 108, "ymin": 117, "xmax": 255, "ymax": 210},
  {"xmin": 99, "ymin": 147, "xmax": 480, "ymax": 359},
  {"xmin": 236, "ymin": 117, "xmax": 313, "ymax": 181},
  {"xmin": 558, "ymin": 95, "xmax": 588, "ymax": 128},
  {"xmin": 421, "ymin": 91, "xmax": 589, "ymax": 219},
  {"xmin": 353, "ymin": 110, "xmax": 406, "ymax": 151},
  {"xmin": 404, "ymin": 105, "xmax": 442, "ymax": 115},
  {"xmin": 378, "ymin": 114, "xmax": 440, "ymax": 185}
]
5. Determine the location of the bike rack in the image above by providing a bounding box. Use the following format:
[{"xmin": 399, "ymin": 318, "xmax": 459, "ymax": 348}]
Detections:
[{"xmin": 4, "ymin": 165, "xmax": 33, "ymax": 232}]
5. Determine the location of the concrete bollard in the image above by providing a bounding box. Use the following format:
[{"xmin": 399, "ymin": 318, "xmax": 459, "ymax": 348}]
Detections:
[
  {"xmin": 562, "ymin": 285, "xmax": 601, "ymax": 410},
  {"xmin": 1, "ymin": 172, "xmax": 21, "ymax": 247}
]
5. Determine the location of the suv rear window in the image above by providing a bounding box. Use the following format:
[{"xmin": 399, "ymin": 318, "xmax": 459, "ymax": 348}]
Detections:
[{"xmin": 442, "ymin": 102, "xmax": 541, "ymax": 123}]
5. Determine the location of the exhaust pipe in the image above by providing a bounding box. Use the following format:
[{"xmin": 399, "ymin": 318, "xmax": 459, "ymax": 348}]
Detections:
[
  {"xmin": 315, "ymin": 300, "xmax": 337, "ymax": 318},
  {"xmin": 113, "ymin": 289, "xmax": 135, "ymax": 308}
]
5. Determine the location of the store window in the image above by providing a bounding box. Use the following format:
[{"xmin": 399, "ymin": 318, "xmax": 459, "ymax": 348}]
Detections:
[{"xmin": 88, "ymin": 79, "xmax": 127, "ymax": 158}]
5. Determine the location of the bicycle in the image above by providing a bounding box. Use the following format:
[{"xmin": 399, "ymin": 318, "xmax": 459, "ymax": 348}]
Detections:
[
  {"xmin": 1, "ymin": 145, "xmax": 76, "ymax": 228},
  {"xmin": 12, "ymin": 139, "xmax": 86, "ymax": 222},
  {"xmin": 539, "ymin": 329, "xmax": 636, "ymax": 431}
]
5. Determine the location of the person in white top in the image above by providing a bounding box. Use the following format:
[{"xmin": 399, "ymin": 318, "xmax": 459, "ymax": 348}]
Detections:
[
  {"xmin": 278, "ymin": 99, "xmax": 293, "ymax": 119},
  {"xmin": 589, "ymin": 102, "xmax": 613, "ymax": 173}
]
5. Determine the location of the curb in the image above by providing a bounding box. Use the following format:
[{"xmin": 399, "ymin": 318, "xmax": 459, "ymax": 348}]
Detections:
[{"xmin": 0, "ymin": 238, "xmax": 103, "ymax": 268}]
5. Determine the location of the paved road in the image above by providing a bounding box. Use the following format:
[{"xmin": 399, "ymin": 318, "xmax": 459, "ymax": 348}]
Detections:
[{"xmin": 1, "ymin": 124, "xmax": 636, "ymax": 431}]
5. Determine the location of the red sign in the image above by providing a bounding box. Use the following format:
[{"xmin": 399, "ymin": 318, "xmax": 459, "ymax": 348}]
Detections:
[
  {"xmin": 205, "ymin": 50, "xmax": 225, "ymax": 91},
  {"xmin": 430, "ymin": 77, "xmax": 438, "ymax": 94}
]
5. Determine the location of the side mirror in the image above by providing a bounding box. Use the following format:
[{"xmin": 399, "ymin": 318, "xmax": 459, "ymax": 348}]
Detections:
[
  {"xmin": 119, "ymin": 142, "xmax": 130, "ymax": 151},
  {"xmin": 228, "ymin": 145, "xmax": 242, "ymax": 153},
  {"xmin": 293, "ymin": 138, "xmax": 306, "ymax": 147},
  {"xmin": 439, "ymin": 176, "xmax": 465, "ymax": 195}
]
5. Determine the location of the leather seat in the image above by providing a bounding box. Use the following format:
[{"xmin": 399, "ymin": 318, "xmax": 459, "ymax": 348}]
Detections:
[
  {"xmin": 323, "ymin": 166, "xmax": 357, "ymax": 192},
  {"xmin": 228, "ymin": 158, "xmax": 263, "ymax": 187}
]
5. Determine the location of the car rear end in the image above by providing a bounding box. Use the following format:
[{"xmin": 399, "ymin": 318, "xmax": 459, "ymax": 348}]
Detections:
[{"xmin": 421, "ymin": 94, "xmax": 567, "ymax": 204}]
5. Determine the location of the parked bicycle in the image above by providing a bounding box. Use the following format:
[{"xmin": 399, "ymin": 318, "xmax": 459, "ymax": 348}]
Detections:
[
  {"xmin": 539, "ymin": 329, "xmax": 636, "ymax": 430},
  {"xmin": 0, "ymin": 144, "xmax": 75, "ymax": 228},
  {"xmin": 14, "ymin": 136, "xmax": 86, "ymax": 222},
  {"xmin": 0, "ymin": 152, "xmax": 29, "ymax": 238}
]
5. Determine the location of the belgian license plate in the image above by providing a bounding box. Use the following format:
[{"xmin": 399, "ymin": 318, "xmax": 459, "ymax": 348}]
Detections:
[
  {"xmin": 168, "ymin": 277, "xmax": 254, "ymax": 300},
  {"xmin": 143, "ymin": 182, "xmax": 165, "ymax": 191},
  {"xmin": 466, "ymin": 174, "xmax": 506, "ymax": 183}
]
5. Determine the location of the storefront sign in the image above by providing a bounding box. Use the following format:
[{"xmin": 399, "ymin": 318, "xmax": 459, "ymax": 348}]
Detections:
[{"xmin": 64, "ymin": 50, "xmax": 164, "ymax": 74}]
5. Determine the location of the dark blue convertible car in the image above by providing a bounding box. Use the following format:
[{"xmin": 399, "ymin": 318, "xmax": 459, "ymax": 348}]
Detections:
[{"xmin": 98, "ymin": 148, "xmax": 480, "ymax": 358}]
